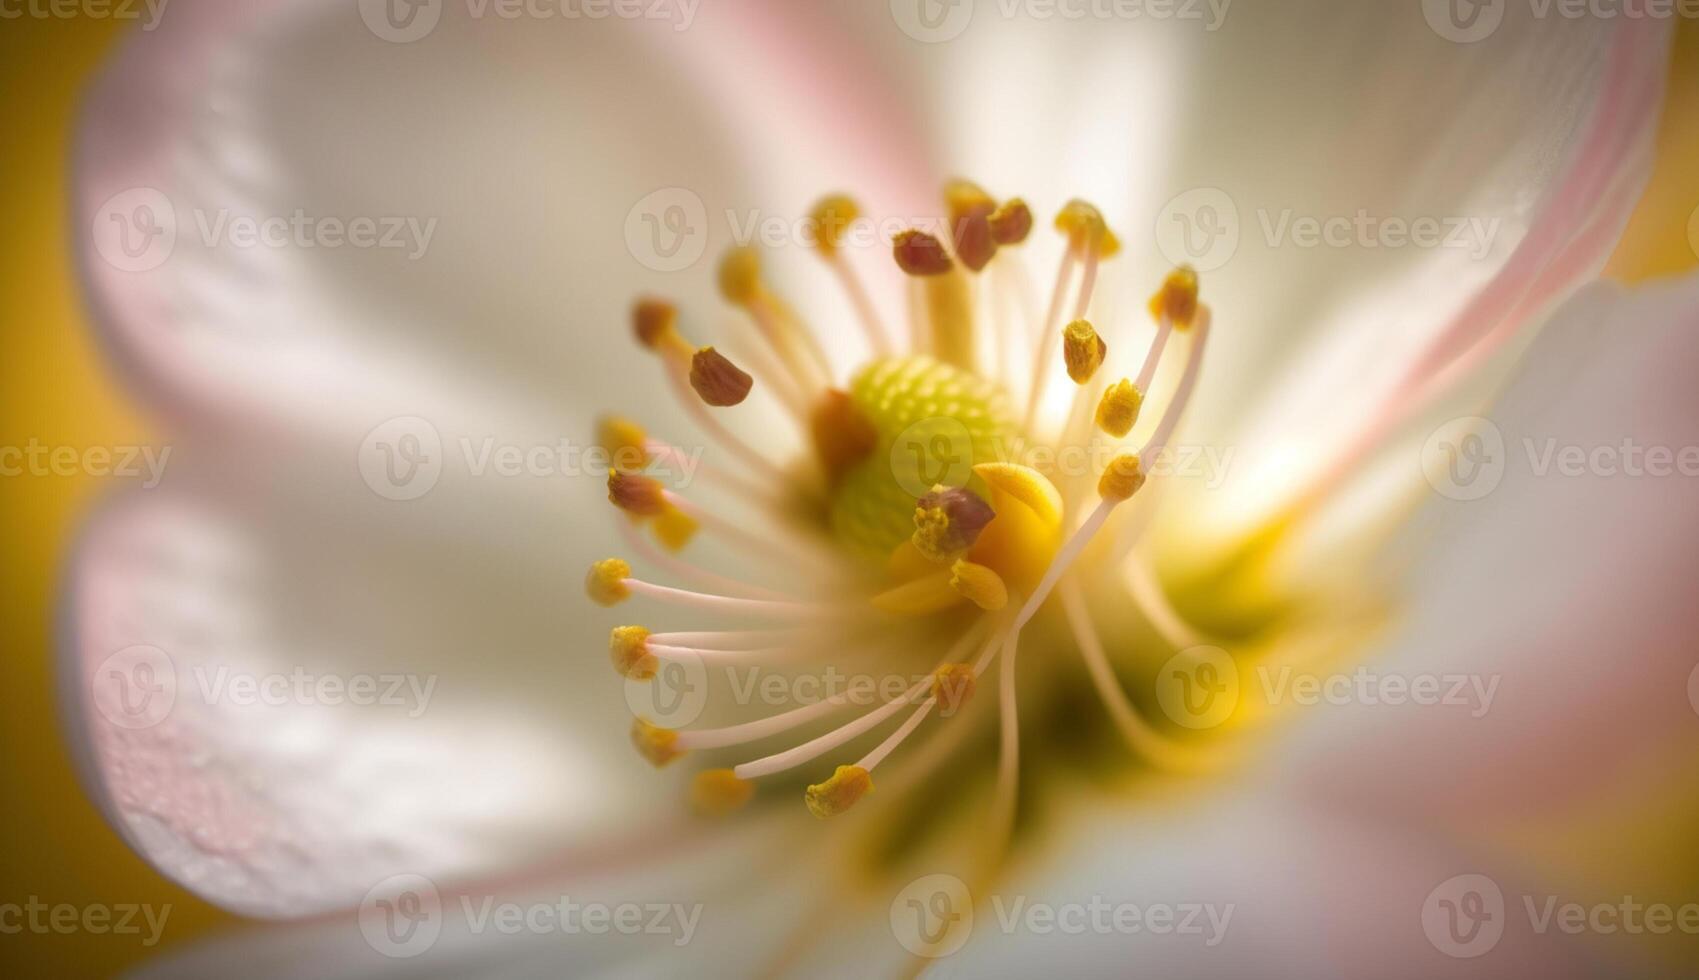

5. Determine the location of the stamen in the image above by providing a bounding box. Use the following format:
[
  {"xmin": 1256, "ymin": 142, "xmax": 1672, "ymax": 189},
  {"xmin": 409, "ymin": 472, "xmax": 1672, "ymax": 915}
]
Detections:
[
  {"xmin": 614, "ymin": 518, "xmax": 793, "ymax": 602},
  {"xmin": 810, "ymin": 389, "xmax": 879, "ymax": 489},
  {"xmin": 689, "ymin": 347, "xmax": 755, "ymax": 407},
  {"xmin": 944, "ymin": 178, "xmax": 998, "ymax": 273},
  {"xmin": 1148, "ymin": 265, "xmax": 1200, "ymax": 330},
  {"xmin": 676, "ymin": 696, "xmax": 851, "ymax": 751},
  {"xmin": 690, "ymin": 769, "xmax": 756, "ymax": 816},
  {"xmin": 804, "ymin": 765, "xmax": 873, "ymax": 818},
  {"xmin": 893, "ymin": 229, "xmax": 975, "ymax": 371},
  {"xmin": 810, "ymin": 194, "xmax": 894, "ymax": 356},
  {"xmin": 1053, "ymin": 199, "xmax": 1121, "ymax": 258},
  {"xmin": 912, "ymin": 485, "xmax": 996, "ymax": 563},
  {"xmin": 871, "ymin": 570, "xmax": 963, "ymax": 616},
  {"xmin": 609, "ymin": 625, "xmax": 657, "ymax": 680},
  {"xmin": 1098, "ymin": 453, "xmax": 1147, "ymax": 502},
  {"xmin": 586, "ymin": 558, "xmax": 633, "ymax": 607},
  {"xmin": 1022, "ymin": 247, "xmax": 1078, "ymax": 429},
  {"xmin": 988, "ymin": 198, "xmax": 1033, "ymax": 245},
  {"xmin": 892, "ymin": 229, "xmax": 953, "ymax": 277},
  {"xmin": 620, "ymin": 576, "xmax": 835, "ymax": 619},
  {"xmin": 1095, "ymin": 379, "xmax": 1143, "ymax": 440},
  {"xmin": 652, "ymin": 505, "xmax": 699, "ymax": 552},
  {"xmin": 930, "ymin": 662, "xmax": 977, "ymax": 717},
  {"xmin": 1140, "ymin": 306, "xmax": 1211, "ymax": 463},
  {"xmin": 632, "ymin": 718, "xmax": 685, "ymax": 768},
  {"xmin": 596, "ymin": 415, "xmax": 652, "ymax": 472},
  {"xmin": 660, "ymin": 491, "xmax": 838, "ymax": 575},
  {"xmin": 1062, "ymin": 318, "xmax": 1107, "ymax": 385},
  {"xmin": 608, "ymin": 471, "xmax": 667, "ymax": 517},
  {"xmin": 719, "ymin": 246, "xmax": 833, "ymax": 392},
  {"xmin": 733, "ymin": 675, "xmax": 929, "ymax": 780}
]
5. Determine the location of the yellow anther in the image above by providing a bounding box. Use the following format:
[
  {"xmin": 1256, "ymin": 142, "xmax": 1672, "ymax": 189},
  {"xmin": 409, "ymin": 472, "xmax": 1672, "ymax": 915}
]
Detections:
[
  {"xmin": 586, "ymin": 558, "xmax": 632, "ymax": 607},
  {"xmin": 597, "ymin": 416, "xmax": 650, "ymax": 472},
  {"xmin": 1095, "ymin": 379, "xmax": 1144, "ymax": 438},
  {"xmin": 1098, "ymin": 453, "xmax": 1147, "ymax": 502},
  {"xmin": 718, "ymin": 246, "xmax": 763, "ymax": 307},
  {"xmin": 609, "ymin": 626, "xmax": 656, "ymax": 680},
  {"xmin": 871, "ymin": 570, "xmax": 963, "ymax": 617},
  {"xmin": 631, "ymin": 718, "xmax": 685, "ymax": 768},
  {"xmin": 944, "ymin": 178, "xmax": 996, "ymax": 222},
  {"xmin": 690, "ymin": 769, "xmax": 755, "ymax": 817},
  {"xmin": 972, "ymin": 462, "xmax": 1064, "ymax": 532},
  {"xmin": 608, "ymin": 471, "xmax": 667, "ymax": 517},
  {"xmin": 1053, "ymin": 199, "xmax": 1121, "ymax": 258},
  {"xmin": 810, "ymin": 194, "xmax": 860, "ymax": 257},
  {"xmin": 811, "ymin": 389, "xmax": 879, "ymax": 488},
  {"xmin": 652, "ymin": 504, "xmax": 699, "ymax": 552},
  {"xmin": 1148, "ymin": 265, "xmax": 1200, "ymax": 329},
  {"xmin": 1062, "ymin": 319, "xmax": 1107, "ymax": 385},
  {"xmin": 988, "ymin": 198, "xmax": 1033, "ymax": 245},
  {"xmin": 912, "ymin": 485, "xmax": 996, "ymax": 564},
  {"xmin": 804, "ymin": 764, "xmax": 873, "ymax": 818},
  {"xmin": 892, "ymin": 229, "xmax": 954, "ymax": 277},
  {"xmin": 931, "ymin": 663, "xmax": 977, "ymax": 716},
  {"xmin": 950, "ymin": 559, "xmax": 1009, "ymax": 612},
  {"xmin": 689, "ymin": 347, "xmax": 754, "ymax": 407},
  {"xmin": 632, "ymin": 298, "xmax": 680, "ymax": 349}
]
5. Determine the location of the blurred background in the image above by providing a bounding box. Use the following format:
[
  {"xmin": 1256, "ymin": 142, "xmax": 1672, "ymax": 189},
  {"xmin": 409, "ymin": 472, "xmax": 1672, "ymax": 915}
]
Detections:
[{"xmin": 2, "ymin": 10, "xmax": 1696, "ymax": 979}]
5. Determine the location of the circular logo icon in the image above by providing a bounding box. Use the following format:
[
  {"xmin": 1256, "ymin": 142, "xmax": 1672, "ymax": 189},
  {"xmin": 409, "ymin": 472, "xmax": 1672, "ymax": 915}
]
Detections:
[
  {"xmin": 890, "ymin": 873, "xmax": 974, "ymax": 958},
  {"xmin": 359, "ymin": 0, "xmax": 443, "ymax": 43},
  {"xmin": 359, "ymin": 416, "xmax": 444, "ymax": 501},
  {"xmin": 359, "ymin": 873, "xmax": 443, "ymax": 958},
  {"xmin": 1422, "ymin": 0, "xmax": 1504, "ymax": 43},
  {"xmin": 92, "ymin": 645, "xmax": 177, "ymax": 730},
  {"xmin": 624, "ymin": 649, "xmax": 708, "ymax": 728},
  {"xmin": 91, "ymin": 187, "xmax": 177, "ymax": 273},
  {"xmin": 1155, "ymin": 645, "xmax": 1239, "ymax": 730},
  {"xmin": 890, "ymin": 416, "xmax": 975, "ymax": 498},
  {"xmin": 1155, "ymin": 188, "xmax": 1240, "ymax": 272},
  {"xmin": 1422, "ymin": 416, "xmax": 1505, "ymax": 502},
  {"xmin": 890, "ymin": 0, "xmax": 974, "ymax": 43},
  {"xmin": 624, "ymin": 188, "xmax": 708, "ymax": 272},
  {"xmin": 1422, "ymin": 873, "xmax": 1505, "ymax": 958}
]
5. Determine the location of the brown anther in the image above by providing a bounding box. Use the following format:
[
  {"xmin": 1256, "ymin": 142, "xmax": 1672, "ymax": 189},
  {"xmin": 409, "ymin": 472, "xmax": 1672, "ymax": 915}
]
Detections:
[
  {"xmin": 811, "ymin": 389, "xmax": 879, "ymax": 487},
  {"xmin": 689, "ymin": 347, "xmax": 754, "ymax": 407},
  {"xmin": 632, "ymin": 298, "xmax": 679, "ymax": 349},
  {"xmin": 988, "ymin": 198, "xmax": 1033, "ymax": 245},
  {"xmin": 893, "ymin": 229, "xmax": 954, "ymax": 277},
  {"xmin": 608, "ymin": 471, "xmax": 667, "ymax": 517},
  {"xmin": 912, "ymin": 486, "xmax": 996, "ymax": 563}
]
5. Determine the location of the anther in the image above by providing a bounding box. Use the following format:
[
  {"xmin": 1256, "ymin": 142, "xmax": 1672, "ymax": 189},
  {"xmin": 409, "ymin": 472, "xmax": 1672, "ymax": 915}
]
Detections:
[
  {"xmin": 1098, "ymin": 453, "xmax": 1147, "ymax": 502},
  {"xmin": 609, "ymin": 626, "xmax": 657, "ymax": 680},
  {"xmin": 652, "ymin": 505, "xmax": 699, "ymax": 552},
  {"xmin": 586, "ymin": 558, "xmax": 632, "ymax": 606},
  {"xmin": 690, "ymin": 769, "xmax": 755, "ymax": 816},
  {"xmin": 912, "ymin": 485, "xmax": 996, "ymax": 563},
  {"xmin": 988, "ymin": 198, "xmax": 1033, "ymax": 245},
  {"xmin": 689, "ymin": 347, "xmax": 754, "ymax": 407},
  {"xmin": 718, "ymin": 246, "xmax": 764, "ymax": 308},
  {"xmin": 892, "ymin": 229, "xmax": 954, "ymax": 277},
  {"xmin": 1063, "ymin": 319, "xmax": 1107, "ymax": 384},
  {"xmin": 1096, "ymin": 379, "xmax": 1144, "ymax": 438},
  {"xmin": 1054, "ymin": 199, "xmax": 1121, "ymax": 258},
  {"xmin": 931, "ymin": 662, "xmax": 977, "ymax": 716},
  {"xmin": 1149, "ymin": 266, "xmax": 1200, "ymax": 329},
  {"xmin": 804, "ymin": 764, "xmax": 873, "ymax": 818},
  {"xmin": 632, "ymin": 718, "xmax": 685, "ymax": 768},
  {"xmin": 809, "ymin": 194, "xmax": 859, "ymax": 258},
  {"xmin": 811, "ymin": 389, "xmax": 879, "ymax": 488},
  {"xmin": 597, "ymin": 416, "xmax": 651, "ymax": 472},
  {"xmin": 608, "ymin": 471, "xmax": 667, "ymax": 517},
  {"xmin": 951, "ymin": 559, "xmax": 1009, "ymax": 611},
  {"xmin": 945, "ymin": 179, "xmax": 998, "ymax": 273}
]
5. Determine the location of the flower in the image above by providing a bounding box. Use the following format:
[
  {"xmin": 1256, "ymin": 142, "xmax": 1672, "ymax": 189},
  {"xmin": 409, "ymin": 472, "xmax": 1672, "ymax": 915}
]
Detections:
[{"xmin": 64, "ymin": 2, "xmax": 1699, "ymax": 976}]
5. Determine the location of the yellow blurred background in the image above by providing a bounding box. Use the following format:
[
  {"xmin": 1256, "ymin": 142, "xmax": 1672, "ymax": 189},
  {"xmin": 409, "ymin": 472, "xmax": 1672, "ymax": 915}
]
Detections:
[{"xmin": 0, "ymin": 13, "xmax": 1693, "ymax": 979}]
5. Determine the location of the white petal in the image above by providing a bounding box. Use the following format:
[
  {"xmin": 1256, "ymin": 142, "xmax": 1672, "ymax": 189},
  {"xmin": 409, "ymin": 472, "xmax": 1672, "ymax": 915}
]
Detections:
[{"xmin": 1281, "ymin": 271, "xmax": 1699, "ymax": 822}]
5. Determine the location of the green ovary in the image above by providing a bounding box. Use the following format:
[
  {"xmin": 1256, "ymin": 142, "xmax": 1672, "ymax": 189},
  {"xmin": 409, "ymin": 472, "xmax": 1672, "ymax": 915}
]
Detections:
[{"xmin": 829, "ymin": 356, "xmax": 1017, "ymax": 561}]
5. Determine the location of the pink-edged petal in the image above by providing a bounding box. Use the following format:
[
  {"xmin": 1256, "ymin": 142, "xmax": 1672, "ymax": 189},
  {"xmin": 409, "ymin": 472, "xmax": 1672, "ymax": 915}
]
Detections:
[{"xmin": 1285, "ymin": 272, "xmax": 1699, "ymax": 827}]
